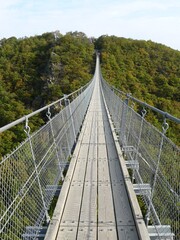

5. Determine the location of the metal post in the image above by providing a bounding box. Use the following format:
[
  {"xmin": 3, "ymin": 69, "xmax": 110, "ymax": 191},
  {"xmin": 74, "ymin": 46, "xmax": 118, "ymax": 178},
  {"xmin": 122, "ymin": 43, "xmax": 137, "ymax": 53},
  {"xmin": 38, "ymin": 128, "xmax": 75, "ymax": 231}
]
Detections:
[
  {"xmin": 60, "ymin": 99, "xmax": 71, "ymax": 155},
  {"xmin": 59, "ymin": 101, "xmax": 71, "ymax": 158},
  {"xmin": 64, "ymin": 95, "xmax": 76, "ymax": 141},
  {"xmin": 46, "ymin": 107, "xmax": 64, "ymax": 180},
  {"xmin": 126, "ymin": 103, "xmax": 134, "ymax": 144},
  {"xmin": 120, "ymin": 97, "xmax": 129, "ymax": 147},
  {"xmin": 78, "ymin": 87, "xmax": 84, "ymax": 126},
  {"xmin": 132, "ymin": 108, "xmax": 147, "ymax": 183}
]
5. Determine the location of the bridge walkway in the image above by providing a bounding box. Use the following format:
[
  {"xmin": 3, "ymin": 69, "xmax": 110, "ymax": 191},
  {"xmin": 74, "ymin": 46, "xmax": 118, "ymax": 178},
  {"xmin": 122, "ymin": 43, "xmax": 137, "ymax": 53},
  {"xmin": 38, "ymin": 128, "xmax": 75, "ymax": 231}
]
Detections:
[{"xmin": 44, "ymin": 60, "xmax": 144, "ymax": 240}]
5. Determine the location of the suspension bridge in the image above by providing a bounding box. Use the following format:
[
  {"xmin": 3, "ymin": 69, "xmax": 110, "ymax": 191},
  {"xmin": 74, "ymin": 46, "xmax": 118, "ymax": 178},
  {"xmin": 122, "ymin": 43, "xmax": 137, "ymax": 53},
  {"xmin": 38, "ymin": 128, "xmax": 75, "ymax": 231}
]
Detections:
[{"xmin": 0, "ymin": 54, "xmax": 179, "ymax": 240}]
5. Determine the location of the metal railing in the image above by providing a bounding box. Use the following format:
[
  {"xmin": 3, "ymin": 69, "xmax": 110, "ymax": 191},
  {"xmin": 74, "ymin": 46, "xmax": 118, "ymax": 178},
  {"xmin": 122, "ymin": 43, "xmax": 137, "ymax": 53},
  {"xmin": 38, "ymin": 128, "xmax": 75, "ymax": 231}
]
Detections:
[
  {"xmin": 0, "ymin": 79, "xmax": 95, "ymax": 240},
  {"xmin": 101, "ymin": 77, "xmax": 180, "ymax": 240}
]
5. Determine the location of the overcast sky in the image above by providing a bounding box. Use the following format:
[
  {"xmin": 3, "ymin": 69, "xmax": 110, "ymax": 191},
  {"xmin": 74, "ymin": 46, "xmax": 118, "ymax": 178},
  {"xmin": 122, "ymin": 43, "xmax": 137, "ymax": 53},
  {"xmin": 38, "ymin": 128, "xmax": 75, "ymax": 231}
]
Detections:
[{"xmin": 0, "ymin": 0, "xmax": 180, "ymax": 50}]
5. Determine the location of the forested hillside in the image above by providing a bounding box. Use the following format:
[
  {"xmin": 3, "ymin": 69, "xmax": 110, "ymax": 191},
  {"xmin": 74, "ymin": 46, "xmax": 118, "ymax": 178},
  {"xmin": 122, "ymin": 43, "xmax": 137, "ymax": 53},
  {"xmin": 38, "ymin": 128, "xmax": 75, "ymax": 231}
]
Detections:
[
  {"xmin": 95, "ymin": 35, "xmax": 180, "ymax": 144},
  {"xmin": 0, "ymin": 31, "xmax": 95, "ymax": 157},
  {"xmin": 0, "ymin": 32, "xmax": 179, "ymax": 158}
]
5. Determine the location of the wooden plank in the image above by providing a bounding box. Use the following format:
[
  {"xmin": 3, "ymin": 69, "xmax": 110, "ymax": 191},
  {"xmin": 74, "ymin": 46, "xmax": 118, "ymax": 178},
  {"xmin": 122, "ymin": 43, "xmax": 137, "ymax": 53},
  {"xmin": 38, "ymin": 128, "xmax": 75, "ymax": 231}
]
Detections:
[
  {"xmin": 77, "ymin": 227, "xmax": 97, "ymax": 240},
  {"xmin": 85, "ymin": 124, "xmax": 98, "ymax": 182},
  {"xmin": 56, "ymin": 227, "xmax": 77, "ymax": 240},
  {"xmin": 117, "ymin": 226, "xmax": 139, "ymax": 240},
  {"xmin": 108, "ymin": 158, "xmax": 124, "ymax": 182},
  {"xmin": 98, "ymin": 227, "xmax": 118, "ymax": 240},
  {"xmin": 97, "ymin": 96, "xmax": 117, "ymax": 230},
  {"xmin": 98, "ymin": 134, "xmax": 106, "ymax": 144},
  {"xmin": 60, "ymin": 184, "xmax": 84, "ymax": 227},
  {"xmin": 78, "ymin": 102, "xmax": 98, "ymax": 229},
  {"xmin": 98, "ymin": 158, "xmax": 110, "ymax": 183},
  {"xmin": 98, "ymin": 183, "xmax": 116, "ymax": 226},
  {"xmin": 72, "ymin": 158, "xmax": 88, "ymax": 182},
  {"xmin": 97, "ymin": 144, "xmax": 107, "ymax": 159},
  {"xmin": 77, "ymin": 144, "xmax": 89, "ymax": 159},
  {"xmin": 89, "ymin": 113, "xmax": 98, "ymax": 145},
  {"xmin": 78, "ymin": 184, "xmax": 97, "ymax": 227},
  {"xmin": 112, "ymin": 183, "xmax": 135, "ymax": 225},
  {"xmin": 82, "ymin": 127, "xmax": 93, "ymax": 143},
  {"xmin": 85, "ymin": 158, "xmax": 97, "ymax": 183}
]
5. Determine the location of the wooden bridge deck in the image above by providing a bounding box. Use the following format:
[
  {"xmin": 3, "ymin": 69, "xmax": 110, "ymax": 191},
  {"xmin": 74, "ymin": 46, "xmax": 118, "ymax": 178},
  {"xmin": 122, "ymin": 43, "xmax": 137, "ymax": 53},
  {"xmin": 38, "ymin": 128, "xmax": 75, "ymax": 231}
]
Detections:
[{"xmin": 44, "ymin": 60, "xmax": 149, "ymax": 240}]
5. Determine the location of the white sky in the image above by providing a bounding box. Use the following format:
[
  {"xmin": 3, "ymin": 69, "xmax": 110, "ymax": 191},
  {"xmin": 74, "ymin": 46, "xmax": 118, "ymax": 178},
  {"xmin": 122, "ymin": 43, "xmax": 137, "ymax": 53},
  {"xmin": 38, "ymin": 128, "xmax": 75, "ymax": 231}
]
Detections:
[{"xmin": 0, "ymin": 0, "xmax": 180, "ymax": 50}]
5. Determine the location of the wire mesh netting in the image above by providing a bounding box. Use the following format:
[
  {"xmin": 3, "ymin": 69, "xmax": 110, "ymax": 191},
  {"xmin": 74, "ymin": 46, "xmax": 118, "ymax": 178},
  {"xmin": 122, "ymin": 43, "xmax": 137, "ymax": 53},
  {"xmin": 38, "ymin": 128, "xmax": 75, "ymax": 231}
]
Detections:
[
  {"xmin": 101, "ymin": 78, "xmax": 180, "ymax": 240},
  {"xmin": 0, "ymin": 80, "xmax": 94, "ymax": 240}
]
